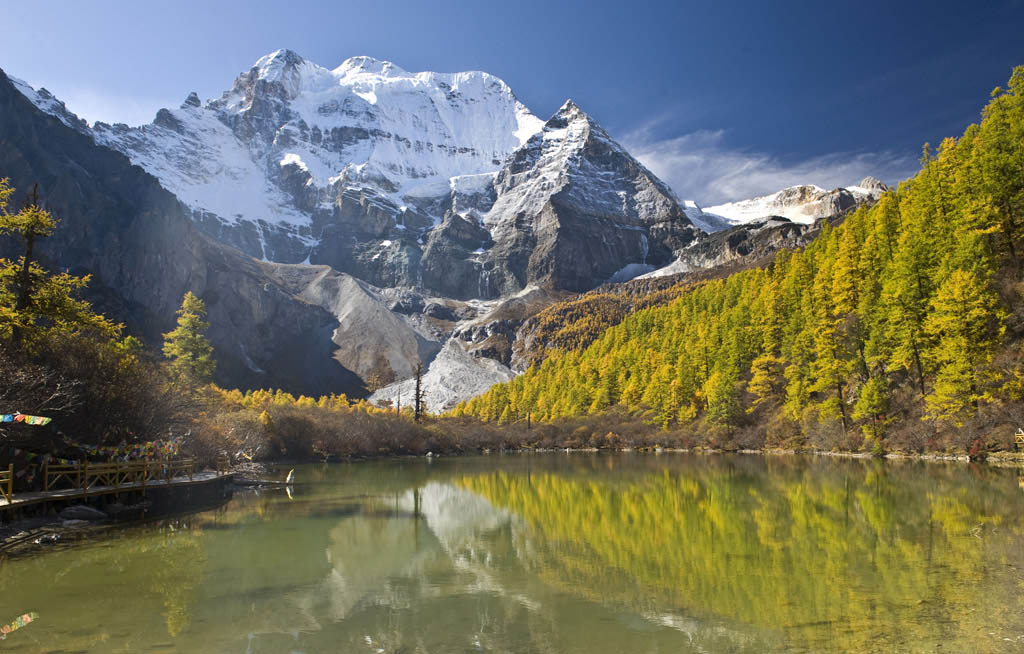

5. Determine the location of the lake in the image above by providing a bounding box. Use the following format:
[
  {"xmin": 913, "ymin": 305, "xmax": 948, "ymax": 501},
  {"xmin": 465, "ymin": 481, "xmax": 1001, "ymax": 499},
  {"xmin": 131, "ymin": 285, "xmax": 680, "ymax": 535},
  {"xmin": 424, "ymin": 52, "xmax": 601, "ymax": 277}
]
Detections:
[{"xmin": 2, "ymin": 453, "xmax": 1024, "ymax": 653}]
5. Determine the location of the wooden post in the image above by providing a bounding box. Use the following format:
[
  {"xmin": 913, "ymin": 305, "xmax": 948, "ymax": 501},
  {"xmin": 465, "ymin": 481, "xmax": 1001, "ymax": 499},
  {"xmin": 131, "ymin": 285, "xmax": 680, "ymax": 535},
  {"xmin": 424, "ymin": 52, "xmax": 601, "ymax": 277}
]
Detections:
[
  {"xmin": 83, "ymin": 461, "xmax": 89, "ymax": 494},
  {"xmin": 4, "ymin": 463, "xmax": 12, "ymax": 502}
]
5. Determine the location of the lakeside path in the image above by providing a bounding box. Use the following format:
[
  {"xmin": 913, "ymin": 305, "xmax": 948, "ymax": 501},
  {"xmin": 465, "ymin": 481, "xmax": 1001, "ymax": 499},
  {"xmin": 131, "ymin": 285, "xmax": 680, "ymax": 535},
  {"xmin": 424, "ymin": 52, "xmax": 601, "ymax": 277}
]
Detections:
[{"xmin": 0, "ymin": 471, "xmax": 231, "ymax": 513}]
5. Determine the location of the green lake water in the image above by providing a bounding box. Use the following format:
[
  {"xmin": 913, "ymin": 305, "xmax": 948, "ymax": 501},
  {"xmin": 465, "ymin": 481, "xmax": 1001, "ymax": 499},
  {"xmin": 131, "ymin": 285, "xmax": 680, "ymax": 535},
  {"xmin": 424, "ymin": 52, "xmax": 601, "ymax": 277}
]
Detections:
[{"xmin": 2, "ymin": 453, "xmax": 1024, "ymax": 653}]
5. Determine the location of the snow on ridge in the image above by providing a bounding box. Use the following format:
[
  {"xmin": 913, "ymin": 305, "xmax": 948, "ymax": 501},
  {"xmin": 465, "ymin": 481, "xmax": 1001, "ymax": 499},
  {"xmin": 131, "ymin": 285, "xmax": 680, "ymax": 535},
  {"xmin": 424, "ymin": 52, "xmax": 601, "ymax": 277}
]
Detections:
[
  {"xmin": 707, "ymin": 184, "xmax": 837, "ymax": 225},
  {"xmin": 92, "ymin": 104, "xmax": 314, "ymax": 229},
  {"xmin": 696, "ymin": 179, "xmax": 887, "ymax": 229},
  {"xmin": 681, "ymin": 201, "xmax": 736, "ymax": 233},
  {"xmin": 7, "ymin": 75, "xmax": 88, "ymax": 132},
  {"xmin": 638, "ymin": 257, "xmax": 694, "ymax": 279},
  {"xmin": 608, "ymin": 262, "xmax": 656, "ymax": 283},
  {"xmin": 280, "ymin": 152, "xmax": 308, "ymax": 171},
  {"xmin": 332, "ymin": 55, "xmax": 410, "ymax": 79},
  {"xmin": 229, "ymin": 50, "xmax": 543, "ymax": 208}
]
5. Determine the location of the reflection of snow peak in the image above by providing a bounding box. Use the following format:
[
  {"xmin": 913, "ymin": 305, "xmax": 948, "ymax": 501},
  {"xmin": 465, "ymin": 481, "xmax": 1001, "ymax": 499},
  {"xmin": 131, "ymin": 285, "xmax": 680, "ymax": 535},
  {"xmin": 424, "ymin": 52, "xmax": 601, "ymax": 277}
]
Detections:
[
  {"xmin": 400, "ymin": 482, "xmax": 515, "ymax": 551},
  {"xmin": 319, "ymin": 482, "xmax": 517, "ymax": 621}
]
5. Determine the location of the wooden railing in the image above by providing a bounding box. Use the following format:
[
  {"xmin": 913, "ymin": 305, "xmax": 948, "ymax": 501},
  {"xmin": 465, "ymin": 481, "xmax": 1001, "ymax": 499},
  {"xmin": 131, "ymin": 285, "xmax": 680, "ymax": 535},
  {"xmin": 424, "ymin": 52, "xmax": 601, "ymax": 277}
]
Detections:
[
  {"xmin": 42, "ymin": 459, "xmax": 195, "ymax": 493},
  {"xmin": 0, "ymin": 464, "xmax": 12, "ymax": 502},
  {"xmin": 216, "ymin": 454, "xmax": 231, "ymax": 473}
]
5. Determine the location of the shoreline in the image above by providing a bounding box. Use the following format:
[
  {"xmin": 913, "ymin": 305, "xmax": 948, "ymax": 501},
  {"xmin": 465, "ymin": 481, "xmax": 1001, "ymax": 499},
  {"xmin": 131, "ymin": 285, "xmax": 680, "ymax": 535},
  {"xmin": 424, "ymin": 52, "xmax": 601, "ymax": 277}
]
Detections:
[
  {"xmin": 252, "ymin": 444, "xmax": 1024, "ymax": 467},
  {"xmin": 4, "ymin": 447, "xmax": 1021, "ymax": 555}
]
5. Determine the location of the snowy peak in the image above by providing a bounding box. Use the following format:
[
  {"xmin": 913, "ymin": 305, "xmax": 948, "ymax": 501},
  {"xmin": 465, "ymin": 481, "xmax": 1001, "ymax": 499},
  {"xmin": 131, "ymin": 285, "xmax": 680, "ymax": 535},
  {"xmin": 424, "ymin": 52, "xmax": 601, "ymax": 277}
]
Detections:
[
  {"xmin": 540, "ymin": 98, "xmax": 604, "ymax": 143},
  {"xmin": 552, "ymin": 98, "xmax": 584, "ymax": 121},
  {"xmin": 253, "ymin": 48, "xmax": 310, "ymax": 81},
  {"xmin": 81, "ymin": 50, "xmax": 546, "ymax": 238},
  {"xmin": 488, "ymin": 98, "xmax": 690, "ymax": 229},
  {"xmin": 849, "ymin": 176, "xmax": 888, "ymax": 197},
  {"xmin": 700, "ymin": 179, "xmax": 889, "ymax": 228},
  {"xmin": 7, "ymin": 55, "xmax": 693, "ymax": 299},
  {"xmin": 477, "ymin": 98, "xmax": 697, "ymax": 292},
  {"xmin": 333, "ymin": 55, "xmax": 410, "ymax": 78},
  {"xmin": 220, "ymin": 48, "xmax": 331, "ymax": 106},
  {"xmin": 7, "ymin": 74, "xmax": 90, "ymax": 134}
]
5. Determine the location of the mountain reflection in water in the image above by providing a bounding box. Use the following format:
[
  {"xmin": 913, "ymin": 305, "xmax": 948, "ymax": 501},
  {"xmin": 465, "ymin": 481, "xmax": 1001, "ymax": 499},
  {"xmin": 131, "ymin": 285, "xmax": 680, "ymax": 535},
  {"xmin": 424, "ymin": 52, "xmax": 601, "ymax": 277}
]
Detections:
[{"xmin": 1, "ymin": 454, "xmax": 1023, "ymax": 653}]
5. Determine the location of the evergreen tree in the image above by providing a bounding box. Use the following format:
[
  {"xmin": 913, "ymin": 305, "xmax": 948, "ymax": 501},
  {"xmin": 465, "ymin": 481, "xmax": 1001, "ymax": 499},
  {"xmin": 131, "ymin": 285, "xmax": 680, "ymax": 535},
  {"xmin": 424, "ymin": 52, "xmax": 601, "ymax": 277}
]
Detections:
[
  {"xmin": 852, "ymin": 376, "xmax": 890, "ymax": 441},
  {"xmin": 705, "ymin": 368, "xmax": 741, "ymax": 431},
  {"xmin": 413, "ymin": 362, "xmax": 425, "ymax": 421},
  {"xmin": 747, "ymin": 354, "xmax": 785, "ymax": 408},
  {"xmin": 0, "ymin": 180, "xmax": 121, "ymax": 347},
  {"xmin": 923, "ymin": 269, "xmax": 1003, "ymax": 424},
  {"xmin": 162, "ymin": 292, "xmax": 215, "ymax": 386}
]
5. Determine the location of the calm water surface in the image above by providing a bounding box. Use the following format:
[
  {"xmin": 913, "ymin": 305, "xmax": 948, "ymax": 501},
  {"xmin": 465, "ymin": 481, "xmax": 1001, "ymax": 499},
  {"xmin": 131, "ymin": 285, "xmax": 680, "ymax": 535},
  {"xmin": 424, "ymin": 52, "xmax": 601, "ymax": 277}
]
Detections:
[{"xmin": 2, "ymin": 453, "xmax": 1024, "ymax": 653}]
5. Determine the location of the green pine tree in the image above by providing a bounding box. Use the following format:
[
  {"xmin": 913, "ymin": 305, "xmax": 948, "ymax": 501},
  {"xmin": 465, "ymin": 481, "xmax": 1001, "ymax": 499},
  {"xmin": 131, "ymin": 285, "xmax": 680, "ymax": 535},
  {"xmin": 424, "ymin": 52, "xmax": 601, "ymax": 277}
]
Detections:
[
  {"xmin": 162, "ymin": 292, "xmax": 215, "ymax": 386},
  {"xmin": 0, "ymin": 180, "xmax": 121, "ymax": 347}
]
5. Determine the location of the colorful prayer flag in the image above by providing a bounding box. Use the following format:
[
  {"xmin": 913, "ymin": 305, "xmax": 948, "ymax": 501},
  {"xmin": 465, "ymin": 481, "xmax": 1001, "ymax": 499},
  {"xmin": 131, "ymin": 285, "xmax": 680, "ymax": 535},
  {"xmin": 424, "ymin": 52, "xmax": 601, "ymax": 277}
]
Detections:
[{"xmin": 0, "ymin": 413, "xmax": 51, "ymax": 425}]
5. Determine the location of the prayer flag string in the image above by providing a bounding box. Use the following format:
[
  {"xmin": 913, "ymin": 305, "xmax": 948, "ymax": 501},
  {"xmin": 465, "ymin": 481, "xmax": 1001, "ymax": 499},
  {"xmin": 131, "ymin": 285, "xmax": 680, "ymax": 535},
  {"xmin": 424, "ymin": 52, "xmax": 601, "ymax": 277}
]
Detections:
[{"xmin": 0, "ymin": 413, "xmax": 52, "ymax": 425}]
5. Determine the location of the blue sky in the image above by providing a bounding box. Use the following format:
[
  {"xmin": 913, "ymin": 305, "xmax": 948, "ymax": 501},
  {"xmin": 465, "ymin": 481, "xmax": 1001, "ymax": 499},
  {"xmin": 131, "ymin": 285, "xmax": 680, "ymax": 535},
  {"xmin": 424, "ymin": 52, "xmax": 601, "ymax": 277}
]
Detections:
[{"xmin": 1, "ymin": 0, "xmax": 1022, "ymax": 204}]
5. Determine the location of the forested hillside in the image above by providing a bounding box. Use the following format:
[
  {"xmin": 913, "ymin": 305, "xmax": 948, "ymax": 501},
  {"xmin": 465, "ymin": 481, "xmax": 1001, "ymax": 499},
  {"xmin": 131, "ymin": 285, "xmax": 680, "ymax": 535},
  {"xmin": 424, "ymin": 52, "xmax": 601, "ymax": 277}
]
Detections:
[{"xmin": 455, "ymin": 68, "xmax": 1024, "ymax": 454}]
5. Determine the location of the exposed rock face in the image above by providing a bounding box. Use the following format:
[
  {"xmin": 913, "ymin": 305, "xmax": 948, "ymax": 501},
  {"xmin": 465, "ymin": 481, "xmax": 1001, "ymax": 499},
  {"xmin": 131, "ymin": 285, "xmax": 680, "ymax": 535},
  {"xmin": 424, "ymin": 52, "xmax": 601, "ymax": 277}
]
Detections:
[
  {"xmin": 670, "ymin": 218, "xmax": 813, "ymax": 271},
  {"xmin": 266, "ymin": 265, "xmax": 443, "ymax": 386},
  {"xmin": 856, "ymin": 176, "xmax": 889, "ymax": 194},
  {"xmin": 477, "ymin": 101, "xmax": 699, "ymax": 295}
]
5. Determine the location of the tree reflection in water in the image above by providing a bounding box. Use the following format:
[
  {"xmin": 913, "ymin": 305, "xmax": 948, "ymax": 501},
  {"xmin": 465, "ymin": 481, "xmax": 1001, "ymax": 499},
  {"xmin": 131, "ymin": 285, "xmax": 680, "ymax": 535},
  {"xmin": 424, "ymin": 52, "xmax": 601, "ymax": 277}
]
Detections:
[{"xmin": 2, "ymin": 456, "xmax": 1024, "ymax": 653}]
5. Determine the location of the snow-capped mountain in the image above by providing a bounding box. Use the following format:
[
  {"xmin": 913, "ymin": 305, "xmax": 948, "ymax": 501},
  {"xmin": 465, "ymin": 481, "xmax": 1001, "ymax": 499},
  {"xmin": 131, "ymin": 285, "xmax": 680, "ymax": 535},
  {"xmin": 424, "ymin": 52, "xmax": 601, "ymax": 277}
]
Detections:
[
  {"xmin": 640, "ymin": 177, "xmax": 891, "ymax": 281},
  {"xmin": 85, "ymin": 49, "xmax": 542, "ymax": 264},
  {"xmin": 14, "ymin": 49, "xmax": 694, "ymax": 300},
  {"xmin": 694, "ymin": 177, "xmax": 888, "ymax": 228}
]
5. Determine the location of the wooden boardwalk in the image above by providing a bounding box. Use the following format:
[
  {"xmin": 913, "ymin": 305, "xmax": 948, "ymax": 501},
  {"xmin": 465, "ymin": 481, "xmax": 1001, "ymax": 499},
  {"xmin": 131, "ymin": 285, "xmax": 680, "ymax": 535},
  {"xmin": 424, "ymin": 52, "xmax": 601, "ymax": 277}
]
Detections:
[
  {"xmin": 0, "ymin": 471, "xmax": 231, "ymax": 512},
  {"xmin": 0, "ymin": 458, "xmax": 233, "ymax": 514}
]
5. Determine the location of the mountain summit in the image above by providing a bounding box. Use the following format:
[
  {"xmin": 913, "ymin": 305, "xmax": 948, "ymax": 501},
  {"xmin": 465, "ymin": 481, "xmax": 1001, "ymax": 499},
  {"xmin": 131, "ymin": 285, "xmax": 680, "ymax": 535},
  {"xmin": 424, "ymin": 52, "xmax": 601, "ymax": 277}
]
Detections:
[{"xmin": 24, "ymin": 50, "xmax": 693, "ymax": 299}]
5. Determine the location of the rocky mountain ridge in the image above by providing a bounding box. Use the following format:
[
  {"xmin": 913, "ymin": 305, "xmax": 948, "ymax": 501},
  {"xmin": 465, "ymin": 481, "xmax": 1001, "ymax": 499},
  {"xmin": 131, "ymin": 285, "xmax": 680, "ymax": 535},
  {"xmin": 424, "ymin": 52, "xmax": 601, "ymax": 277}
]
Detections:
[{"xmin": 27, "ymin": 50, "xmax": 694, "ymax": 301}]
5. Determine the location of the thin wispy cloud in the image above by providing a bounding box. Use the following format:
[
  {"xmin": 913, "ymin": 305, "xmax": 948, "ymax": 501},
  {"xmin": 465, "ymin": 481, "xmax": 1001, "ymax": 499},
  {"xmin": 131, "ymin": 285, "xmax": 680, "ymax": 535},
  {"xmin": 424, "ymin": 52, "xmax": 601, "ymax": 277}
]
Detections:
[{"xmin": 622, "ymin": 125, "xmax": 919, "ymax": 206}]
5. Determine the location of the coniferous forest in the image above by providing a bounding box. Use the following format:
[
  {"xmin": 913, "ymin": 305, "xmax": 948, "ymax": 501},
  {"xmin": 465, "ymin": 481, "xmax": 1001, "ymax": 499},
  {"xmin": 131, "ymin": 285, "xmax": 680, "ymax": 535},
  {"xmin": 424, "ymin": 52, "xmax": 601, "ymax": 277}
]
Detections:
[{"xmin": 454, "ymin": 67, "xmax": 1024, "ymax": 455}]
